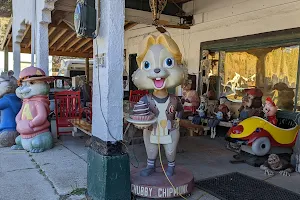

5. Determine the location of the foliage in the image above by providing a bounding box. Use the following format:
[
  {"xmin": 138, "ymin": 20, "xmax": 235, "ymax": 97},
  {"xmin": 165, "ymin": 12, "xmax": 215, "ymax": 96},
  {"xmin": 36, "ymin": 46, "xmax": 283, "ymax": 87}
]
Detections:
[
  {"xmin": 0, "ymin": 17, "xmax": 10, "ymax": 46},
  {"xmin": 0, "ymin": 0, "xmax": 12, "ymax": 17},
  {"xmin": 52, "ymin": 56, "xmax": 76, "ymax": 73}
]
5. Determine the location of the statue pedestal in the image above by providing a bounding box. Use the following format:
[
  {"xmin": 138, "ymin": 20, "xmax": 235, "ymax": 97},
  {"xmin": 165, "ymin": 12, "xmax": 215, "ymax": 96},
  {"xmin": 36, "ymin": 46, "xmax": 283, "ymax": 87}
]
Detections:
[{"xmin": 131, "ymin": 165, "xmax": 194, "ymax": 199}]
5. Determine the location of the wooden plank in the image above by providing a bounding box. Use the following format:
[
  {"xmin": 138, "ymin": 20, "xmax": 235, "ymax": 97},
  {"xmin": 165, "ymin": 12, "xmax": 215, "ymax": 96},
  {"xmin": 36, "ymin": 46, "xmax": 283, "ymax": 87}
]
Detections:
[
  {"xmin": 7, "ymin": 46, "xmax": 93, "ymax": 58},
  {"xmin": 48, "ymin": 27, "xmax": 56, "ymax": 37},
  {"xmin": 73, "ymin": 38, "xmax": 91, "ymax": 52},
  {"xmin": 124, "ymin": 22, "xmax": 138, "ymax": 31},
  {"xmin": 64, "ymin": 36, "xmax": 81, "ymax": 51},
  {"xmin": 49, "ymin": 29, "xmax": 68, "ymax": 47},
  {"xmin": 20, "ymin": 25, "xmax": 30, "ymax": 42},
  {"xmin": 82, "ymin": 42, "xmax": 93, "ymax": 53},
  {"xmin": 55, "ymin": 32, "xmax": 76, "ymax": 50},
  {"xmin": 69, "ymin": 119, "xmax": 92, "ymax": 136}
]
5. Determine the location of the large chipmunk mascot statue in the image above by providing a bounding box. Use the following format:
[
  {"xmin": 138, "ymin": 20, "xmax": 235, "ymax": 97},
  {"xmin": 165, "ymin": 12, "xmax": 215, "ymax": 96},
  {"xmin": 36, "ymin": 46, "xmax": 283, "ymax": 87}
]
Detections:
[
  {"xmin": 131, "ymin": 33, "xmax": 186, "ymax": 177},
  {"xmin": 11, "ymin": 66, "xmax": 54, "ymax": 153}
]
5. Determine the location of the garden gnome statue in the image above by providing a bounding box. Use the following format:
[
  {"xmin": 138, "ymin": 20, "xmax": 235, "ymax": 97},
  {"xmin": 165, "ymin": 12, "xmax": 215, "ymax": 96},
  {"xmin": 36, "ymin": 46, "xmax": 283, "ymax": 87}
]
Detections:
[
  {"xmin": 131, "ymin": 33, "xmax": 186, "ymax": 177},
  {"xmin": 263, "ymin": 97, "xmax": 277, "ymax": 126},
  {"xmin": 11, "ymin": 66, "xmax": 54, "ymax": 153},
  {"xmin": 0, "ymin": 71, "xmax": 22, "ymax": 147}
]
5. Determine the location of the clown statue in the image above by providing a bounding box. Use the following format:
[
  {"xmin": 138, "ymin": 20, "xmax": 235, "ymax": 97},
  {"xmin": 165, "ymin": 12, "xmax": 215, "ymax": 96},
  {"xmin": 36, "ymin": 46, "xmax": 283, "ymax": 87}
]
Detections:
[
  {"xmin": 131, "ymin": 34, "xmax": 186, "ymax": 177},
  {"xmin": 11, "ymin": 66, "xmax": 54, "ymax": 153},
  {"xmin": 0, "ymin": 71, "xmax": 22, "ymax": 147},
  {"xmin": 263, "ymin": 97, "xmax": 278, "ymax": 126}
]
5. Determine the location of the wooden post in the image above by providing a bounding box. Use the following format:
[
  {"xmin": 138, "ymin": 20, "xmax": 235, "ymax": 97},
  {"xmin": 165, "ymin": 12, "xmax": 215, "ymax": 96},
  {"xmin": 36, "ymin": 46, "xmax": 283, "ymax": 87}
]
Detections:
[
  {"xmin": 87, "ymin": 0, "xmax": 130, "ymax": 199},
  {"xmin": 4, "ymin": 46, "xmax": 8, "ymax": 72}
]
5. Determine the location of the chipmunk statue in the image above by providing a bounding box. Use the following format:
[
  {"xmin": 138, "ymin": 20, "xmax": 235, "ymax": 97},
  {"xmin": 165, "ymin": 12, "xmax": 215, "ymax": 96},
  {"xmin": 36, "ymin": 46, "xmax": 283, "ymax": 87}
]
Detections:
[
  {"xmin": 131, "ymin": 33, "xmax": 186, "ymax": 177},
  {"xmin": 0, "ymin": 71, "xmax": 22, "ymax": 147},
  {"xmin": 11, "ymin": 66, "xmax": 54, "ymax": 153}
]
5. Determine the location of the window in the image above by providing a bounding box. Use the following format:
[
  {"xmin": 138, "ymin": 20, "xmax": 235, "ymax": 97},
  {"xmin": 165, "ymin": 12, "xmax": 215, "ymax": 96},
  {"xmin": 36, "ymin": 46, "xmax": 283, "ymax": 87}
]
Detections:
[{"xmin": 218, "ymin": 45, "xmax": 299, "ymax": 111}]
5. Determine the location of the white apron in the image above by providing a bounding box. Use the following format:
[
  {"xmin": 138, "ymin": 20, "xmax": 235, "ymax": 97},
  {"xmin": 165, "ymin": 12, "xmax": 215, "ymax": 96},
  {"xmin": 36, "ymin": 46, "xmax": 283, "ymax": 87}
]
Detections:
[{"xmin": 150, "ymin": 97, "xmax": 172, "ymax": 144}]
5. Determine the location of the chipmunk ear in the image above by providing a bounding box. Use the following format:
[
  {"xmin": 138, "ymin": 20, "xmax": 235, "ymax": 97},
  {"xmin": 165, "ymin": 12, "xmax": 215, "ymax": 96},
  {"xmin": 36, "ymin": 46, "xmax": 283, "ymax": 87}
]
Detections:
[{"xmin": 136, "ymin": 35, "xmax": 156, "ymax": 68}]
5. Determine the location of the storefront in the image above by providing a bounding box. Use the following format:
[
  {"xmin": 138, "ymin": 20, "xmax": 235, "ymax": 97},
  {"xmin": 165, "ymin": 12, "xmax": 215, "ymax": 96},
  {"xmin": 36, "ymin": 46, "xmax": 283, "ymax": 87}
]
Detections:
[{"xmin": 199, "ymin": 28, "xmax": 300, "ymax": 117}]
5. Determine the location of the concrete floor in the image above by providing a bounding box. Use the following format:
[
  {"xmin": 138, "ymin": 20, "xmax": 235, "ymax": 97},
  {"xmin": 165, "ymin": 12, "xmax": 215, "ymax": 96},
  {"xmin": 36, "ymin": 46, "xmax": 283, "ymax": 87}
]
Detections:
[{"xmin": 1, "ymin": 135, "xmax": 300, "ymax": 200}]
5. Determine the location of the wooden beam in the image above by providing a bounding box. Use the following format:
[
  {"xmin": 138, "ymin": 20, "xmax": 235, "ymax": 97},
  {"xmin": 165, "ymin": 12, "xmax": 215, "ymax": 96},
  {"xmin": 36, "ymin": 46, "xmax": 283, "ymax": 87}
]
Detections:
[
  {"xmin": 125, "ymin": 8, "xmax": 179, "ymax": 25},
  {"xmin": 48, "ymin": 27, "xmax": 56, "ymax": 37},
  {"xmin": 26, "ymin": 39, "xmax": 31, "ymax": 48},
  {"xmin": 49, "ymin": 22, "xmax": 72, "ymax": 30},
  {"xmin": 64, "ymin": 36, "xmax": 81, "ymax": 51},
  {"xmin": 49, "ymin": 29, "xmax": 68, "ymax": 47},
  {"xmin": 8, "ymin": 46, "xmax": 93, "ymax": 58},
  {"xmin": 73, "ymin": 38, "xmax": 91, "ymax": 52},
  {"xmin": 6, "ymin": 34, "xmax": 12, "ymax": 47},
  {"xmin": 124, "ymin": 22, "xmax": 138, "ymax": 31},
  {"xmin": 55, "ymin": 32, "xmax": 76, "ymax": 50},
  {"xmin": 82, "ymin": 43, "xmax": 93, "ymax": 53},
  {"xmin": 21, "ymin": 25, "xmax": 30, "ymax": 42}
]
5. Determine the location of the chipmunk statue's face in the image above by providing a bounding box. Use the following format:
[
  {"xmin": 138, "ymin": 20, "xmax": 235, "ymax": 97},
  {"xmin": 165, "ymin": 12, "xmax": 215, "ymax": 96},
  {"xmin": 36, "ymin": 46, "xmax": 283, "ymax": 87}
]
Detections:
[{"xmin": 132, "ymin": 34, "xmax": 186, "ymax": 90}]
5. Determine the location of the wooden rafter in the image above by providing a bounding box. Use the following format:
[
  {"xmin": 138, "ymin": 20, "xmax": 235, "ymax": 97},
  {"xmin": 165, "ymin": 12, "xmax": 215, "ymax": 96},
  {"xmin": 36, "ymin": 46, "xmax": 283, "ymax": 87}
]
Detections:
[
  {"xmin": 82, "ymin": 42, "xmax": 93, "ymax": 53},
  {"xmin": 20, "ymin": 25, "xmax": 30, "ymax": 42},
  {"xmin": 64, "ymin": 36, "xmax": 81, "ymax": 51},
  {"xmin": 125, "ymin": 22, "xmax": 138, "ymax": 31},
  {"xmin": 73, "ymin": 38, "xmax": 91, "ymax": 52},
  {"xmin": 48, "ymin": 27, "xmax": 56, "ymax": 37},
  {"xmin": 49, "ymin": 29, "xmax": 68, "ymax": 47},
  {"xmin": 7, "ymin": 46, "xmax": 93, "ymax": 58},
  {"xmin": 54, "ymin": 32, "xmax": 76, "ymax": 51}
]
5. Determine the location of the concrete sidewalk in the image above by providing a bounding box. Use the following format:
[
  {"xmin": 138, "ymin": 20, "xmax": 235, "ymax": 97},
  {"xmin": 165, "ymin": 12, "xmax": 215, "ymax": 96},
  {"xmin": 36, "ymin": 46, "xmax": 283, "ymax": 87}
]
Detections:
[{"xmin": 1, "ymin": 135, "xmax": 300, "ymax": 200}]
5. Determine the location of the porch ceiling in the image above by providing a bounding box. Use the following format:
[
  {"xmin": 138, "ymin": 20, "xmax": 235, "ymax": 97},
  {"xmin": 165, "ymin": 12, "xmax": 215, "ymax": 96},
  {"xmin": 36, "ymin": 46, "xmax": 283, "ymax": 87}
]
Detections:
[{"xmin": 1, "ymin": 0, "xmax": 192, "ymax": 58}]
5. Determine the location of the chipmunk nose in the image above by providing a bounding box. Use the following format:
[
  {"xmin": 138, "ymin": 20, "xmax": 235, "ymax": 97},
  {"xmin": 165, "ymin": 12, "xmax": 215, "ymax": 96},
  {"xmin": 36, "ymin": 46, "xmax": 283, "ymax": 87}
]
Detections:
[{"xmin": 154, "ymin": 68, "xmax": 161, "ymax": 73}]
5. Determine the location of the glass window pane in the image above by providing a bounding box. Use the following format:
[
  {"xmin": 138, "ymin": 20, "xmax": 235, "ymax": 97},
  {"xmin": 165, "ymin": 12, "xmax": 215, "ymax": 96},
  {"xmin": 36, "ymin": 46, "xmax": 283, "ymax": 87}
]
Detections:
[{"xmin": 221, "ymin": 45, "xmax": 299, "ymax": 111}]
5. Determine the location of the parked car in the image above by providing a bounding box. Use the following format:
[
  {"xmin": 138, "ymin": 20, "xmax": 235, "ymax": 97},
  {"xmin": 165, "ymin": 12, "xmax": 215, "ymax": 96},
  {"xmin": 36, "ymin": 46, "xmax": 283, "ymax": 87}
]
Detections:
[{"xmin": 226, "ymin": 116, "xmax": 299, "ymax": 156}]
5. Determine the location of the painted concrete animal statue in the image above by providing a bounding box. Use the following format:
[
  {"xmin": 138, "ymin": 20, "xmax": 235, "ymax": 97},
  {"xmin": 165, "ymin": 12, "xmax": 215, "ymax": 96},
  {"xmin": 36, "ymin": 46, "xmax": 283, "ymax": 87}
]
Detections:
[
  {"xmin": 132, "ymin": 33, "xmax": 186, "ymax": 177},
  {"xmin": 11, "ymin": 66, "xmax": 54, "ymax": 153},
  {"xmin": 0, "ymin": 70, "xmax": 22, "ymax": 147}
]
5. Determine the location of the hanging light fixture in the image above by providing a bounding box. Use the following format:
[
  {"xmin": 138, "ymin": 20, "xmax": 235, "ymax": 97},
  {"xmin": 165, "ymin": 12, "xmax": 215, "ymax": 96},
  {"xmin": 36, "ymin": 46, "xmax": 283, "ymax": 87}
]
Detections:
[{"xmin": 149, "ymin": 0, "xmax": 168, "ymax": 26}]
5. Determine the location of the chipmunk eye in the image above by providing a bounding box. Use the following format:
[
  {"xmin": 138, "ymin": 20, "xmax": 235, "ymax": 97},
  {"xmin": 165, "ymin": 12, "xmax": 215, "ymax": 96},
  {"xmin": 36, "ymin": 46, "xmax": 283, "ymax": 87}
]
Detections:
[
  {"xmin": 164, "ymin": 58, "xmax": 174, "ymax": 68},
  {"xmin": 143, "ymin": 61, "xmax": 151, "ymax": 70}
]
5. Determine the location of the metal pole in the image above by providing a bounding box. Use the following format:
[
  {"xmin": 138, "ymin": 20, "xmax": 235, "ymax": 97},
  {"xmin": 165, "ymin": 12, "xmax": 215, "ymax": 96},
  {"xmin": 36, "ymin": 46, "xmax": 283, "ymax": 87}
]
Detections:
[
  {"xmin": 31, "ymin": 0, "xmax": 36, "ymax": 66},
  {"xmin": 85, "ymin": 57, "xmax": 90, "ymax": 84},
  {"xmin": 294, "ymin": 45, "xmax": 300, "ymax": 112},
  {"xmin": 4, "ymin": 46, "xmax": 8, "ymax": 72}
]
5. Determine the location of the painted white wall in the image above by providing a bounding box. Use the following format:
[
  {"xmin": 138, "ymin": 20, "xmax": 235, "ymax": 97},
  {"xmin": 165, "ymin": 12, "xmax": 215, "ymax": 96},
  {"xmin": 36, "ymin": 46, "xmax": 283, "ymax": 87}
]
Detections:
[{"xmin": 125, "ymin": 0, "xmax": 300, "ymax": 89}]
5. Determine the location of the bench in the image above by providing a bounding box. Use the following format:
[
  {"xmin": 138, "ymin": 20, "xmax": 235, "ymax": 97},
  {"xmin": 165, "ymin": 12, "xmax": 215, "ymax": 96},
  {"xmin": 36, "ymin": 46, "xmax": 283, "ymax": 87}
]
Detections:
[{"xmin": 69, "ymin": 119, "xmax": 92, "ymax": 137}]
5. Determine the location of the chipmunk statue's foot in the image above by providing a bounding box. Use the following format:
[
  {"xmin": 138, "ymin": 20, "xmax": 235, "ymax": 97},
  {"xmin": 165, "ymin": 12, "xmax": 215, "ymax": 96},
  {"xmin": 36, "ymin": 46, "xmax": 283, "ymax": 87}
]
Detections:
[
  {"xmin": 166, "ymin": 161, "xmax": 175, "ymax": 177},
  {"xmin": 140, "ymin": 159, "xmax": 156, "ymax": 177}
]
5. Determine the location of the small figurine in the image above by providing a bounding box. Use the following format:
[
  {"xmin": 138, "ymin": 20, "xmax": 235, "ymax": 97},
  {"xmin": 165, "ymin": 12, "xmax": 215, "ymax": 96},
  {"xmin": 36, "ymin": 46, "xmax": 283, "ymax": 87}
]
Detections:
[
  {"xmin": 0, "ymin": 71, "xmax": 22, "ymax": 147},
  {"xmin": 192, "ymin": 95, "xmax": 208, "ymax": 125},
  {"xmin": 263, "ymin": 97, "xmax": 277, "ymax": 126},
  {"xmin": 208, "ymin": 96, "xmax": 231, "ymax": 139},
  {"xmin": 12, "ymin": 66, "xmax": 54, "ymax": 153},
  {"xmin": 260, "ymin": 154, "xmax": 294, "ymax": 176},
  {"xmin": 198, "ymin": 95, "xmax": 208, "ymax": 117},
  {"xmin": 182, "ymin": 78, "xmax": 200, "ymax": 113},
  {"xmin": 131, "ymin": 33, "xmax": 186, "ymax": 177},
  {"xmin": 239, "ymin": 88, "xmax": 264, "ymax": 120},
  {"xmin": 217, "ymin": 96, "xmax": 230, "ymax": 121}
]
